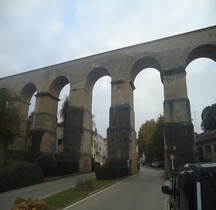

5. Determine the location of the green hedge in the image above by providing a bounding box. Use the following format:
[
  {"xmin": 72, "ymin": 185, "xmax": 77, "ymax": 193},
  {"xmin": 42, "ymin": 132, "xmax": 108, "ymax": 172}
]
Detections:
[
  {"xmin": 95, "ymin": 165, "xmax": 129, "ymax": 179},
  {"xmin": 56, "ymin": 160, "xmax": 79, "ymax": 176},
  {"xmin": 91, "ymin": 161, "xmax": 100, "ymax": 171},
  {"xmin": 0, "ymin": 163, "xmax": 44, "ymax": 193},
  {"xmin": 36, "ymin": 154, "xmax": 57, "ymax": 177}
]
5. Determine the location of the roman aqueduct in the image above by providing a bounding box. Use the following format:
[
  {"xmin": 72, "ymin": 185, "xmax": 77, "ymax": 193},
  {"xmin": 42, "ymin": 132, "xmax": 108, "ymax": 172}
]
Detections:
[{"xmin": 0, "ymin": 25, "xmax": 216, "ymax": 177}]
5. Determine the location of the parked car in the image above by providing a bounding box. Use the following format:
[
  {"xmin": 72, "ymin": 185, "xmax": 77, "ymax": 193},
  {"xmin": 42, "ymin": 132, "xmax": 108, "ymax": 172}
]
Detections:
[
  {"xmin": 151, "ymin": 160, "xmax": 164, "ymax": 168},
  {"xmin": 161, "ymin": 162, "xmax": 216, "ymax": 210}
]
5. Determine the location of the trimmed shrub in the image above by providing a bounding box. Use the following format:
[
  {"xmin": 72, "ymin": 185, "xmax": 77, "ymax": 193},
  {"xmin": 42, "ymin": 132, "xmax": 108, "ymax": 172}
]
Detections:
[
  {"xmin": 36, "ymin": 154, "xmax": 57, "ymax": 177},
  {"xmin": 56, "ymin": 159, "xmax": 79, "ymax": 176},
  {"xmin": 0, "ymin": 163, "xmax": 43, "ymax": 193},
  {"xmin": 95, "ymin": 165, "xmax": 129, "ymax": 180}
]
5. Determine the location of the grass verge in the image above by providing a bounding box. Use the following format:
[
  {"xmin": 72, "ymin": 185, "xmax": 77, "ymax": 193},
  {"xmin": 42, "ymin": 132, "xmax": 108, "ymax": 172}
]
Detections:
[{"xmin": 43, "ymin": 179, "xmax": 121, "ymax": 210}]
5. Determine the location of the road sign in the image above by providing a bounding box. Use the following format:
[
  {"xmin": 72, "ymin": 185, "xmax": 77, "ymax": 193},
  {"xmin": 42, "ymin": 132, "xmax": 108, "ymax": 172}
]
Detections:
[{"xmin": 170, "ymin": 154, "xmax": 175, "ymax": 160}]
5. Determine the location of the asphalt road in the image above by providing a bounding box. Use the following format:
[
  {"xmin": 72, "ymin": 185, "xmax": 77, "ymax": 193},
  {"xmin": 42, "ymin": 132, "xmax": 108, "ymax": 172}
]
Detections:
[
  {"xmin": 0, "ymin": 172, "xmax": 95, "ymax": 210},
  {"xmin": 65, "ymin": 166, "xmax": 168, "ymax": 210}
]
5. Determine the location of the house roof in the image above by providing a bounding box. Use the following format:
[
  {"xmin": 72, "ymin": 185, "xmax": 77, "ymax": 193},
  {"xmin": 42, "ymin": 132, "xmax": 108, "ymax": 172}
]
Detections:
[{"xmin": 195, "ymin": 129, "xmax": 216, "ymax": 143}]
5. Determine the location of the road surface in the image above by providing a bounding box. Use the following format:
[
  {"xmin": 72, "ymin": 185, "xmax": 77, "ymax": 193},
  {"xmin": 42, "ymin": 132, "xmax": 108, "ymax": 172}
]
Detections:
[{"xmin": 65, "ymin": 166, "xmax": 168, "ymax": 210}]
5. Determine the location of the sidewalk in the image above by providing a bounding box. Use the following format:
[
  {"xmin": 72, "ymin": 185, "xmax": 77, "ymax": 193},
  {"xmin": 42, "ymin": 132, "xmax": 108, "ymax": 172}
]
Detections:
[{"xmin": 0, "ymin": 172, "xmax": 95, "ymax": 210}]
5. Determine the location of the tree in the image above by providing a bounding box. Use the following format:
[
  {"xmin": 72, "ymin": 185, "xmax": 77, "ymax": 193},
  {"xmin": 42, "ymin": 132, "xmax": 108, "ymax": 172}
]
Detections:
[
  {"xmin": 60, "ymin": 96, "xmax": 69, "ymax": 125},
  {"xmin": 137, "ymin": 119, "xmax": 156, "ymax": 162},
  {"xmin": 60, "ymin": 95, "xmax": 96, "ymax": 131},
  {"xmin": 201, "ymin": 103, "xmax": 216, "ymax": 132},
  {"xmin": 152, "ymin": 115, "xmax": 164, "ymax": 161},
  {"xmin": 0, "ymin": 89, "xmax": 21, "ymax": 163},
  {"xmin": 27, "ymin": 111, "xmax": 34, "ymax": 133},
  {"xmin": 137, "ymin": 115, "xmax": 164, "ymax": 163}
]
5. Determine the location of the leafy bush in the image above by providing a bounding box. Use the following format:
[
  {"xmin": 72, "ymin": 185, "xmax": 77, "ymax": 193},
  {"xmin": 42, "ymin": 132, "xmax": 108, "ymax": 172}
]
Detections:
[
  {"xmin": 56, "ymin": 159, "xmax": 79, "ymax": 176},
  {"xmin": 36, "ymin": 153, "xmax": 57, "ymax": 177},
  {"xmin": 95, "ymin": 164, "xmax": 129, "ymax": 180},
  {"xmin": 0, "ymin": 163, "xmax": 43, "ymax": 193}
]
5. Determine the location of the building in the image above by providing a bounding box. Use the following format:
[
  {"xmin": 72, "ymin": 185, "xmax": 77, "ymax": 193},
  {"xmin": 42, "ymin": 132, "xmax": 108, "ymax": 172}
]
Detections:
[
  {"xmin": 56, "ymin": 122, "xmax": 64, "ymax": 155},
  {"xmin": 195, "ymin": 130, "xmax": 216, "ymax": 162},
  {"xmin": 56, "ymin": 124, "xmax": 107, "ymax": 164},
  {"xmin": 91, "ymin": 129, "xmax": 107, "ymax": 165}
]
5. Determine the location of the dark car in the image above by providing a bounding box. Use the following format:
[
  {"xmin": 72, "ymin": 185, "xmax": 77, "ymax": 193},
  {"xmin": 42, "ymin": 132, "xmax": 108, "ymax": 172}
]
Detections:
[
  {"xmin": 162, "ymin": 163, "xmax": 216, "ymax": 210},
  {"xmin": 151, "ymin": 160, "xmax": 164, "ymax": 168}
]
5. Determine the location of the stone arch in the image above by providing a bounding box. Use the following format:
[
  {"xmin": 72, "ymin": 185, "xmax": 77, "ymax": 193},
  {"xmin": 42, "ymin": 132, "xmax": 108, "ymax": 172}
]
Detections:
[
  {"xmin": 18, "ymin": 84, "xmax": 37, "ymax": 152},
  {"xmin": 0, "ymin": 87, "xmax": 18, "ymax": 101},
  {"xmin": 0, "ymin": 88, "xmax": 13, "ymax": 108},
  {"xmin": 130, "ymin": 57, "xmax": 162, "ymax": 82},
  {"xmin": 184, "ymin": 44, "xmax": 216, "ymax": 133},
  {"xmin": 20, "ymin": 83, "xmax": 37, "ymax": 104},
  {"xmin": 85, "ymin": 67, "xmax": 110, "ymax": 91},
  {"xmin": 0, "ymin": 87, "xmax": 10, "ymax": 96},
  {"xmin": 130, "ymin": 56, "xmax": 164, "ymax": 163},
  {"xmin": 185, "ymin": 52, "xmax": 216, "ymax": 134},
  {"xmin": 29, "ymin": 76, "xmax": 71, "ymax": 155},
  {"xmin": 64, "ymin": 67, "xmax": 111, "ymax": 172},
  {"xmin": 185, "ymin": 44, "xmax": 216, "ymax": 67},
  {"xmin": 49, "ymin": 76, "xmax": 70, "ymax": 99}
]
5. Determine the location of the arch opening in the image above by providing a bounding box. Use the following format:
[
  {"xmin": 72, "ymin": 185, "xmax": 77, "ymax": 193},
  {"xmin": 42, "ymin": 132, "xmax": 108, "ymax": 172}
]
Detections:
[
  {"xmin": 186, "ymin": 58, "xmax": 216, "ymax": 134},
  {"xmin": 85, "ymin": 67, "xmax": 111, "ymax": 138},
  {"xmin": 57, "ymin": 84, "xmax": 70, "ymax": 122},
  {"xmin": 85, "ymin": 67, "xmax": 110, "ymax": 91},
  {"xmin": 47, "ymin": 76, "xmax": 70, "ymax": 155},
  {"xmin": 131, "ymin": 57, "xmax": 162, "ymax": 83},
  {"xmin": 20, "ymin": 83, "xmax": 37, "ymax": 104},
  {"xmin": 132, "ymin": 58, "xmax": 163, "ymax": 164},
  {"xmin": 19, "ymin": 83, "xmax": 37, "ymax": 128},
  {"xmin": 131, "ymin": 57, "xmax": 163, "ymax": 133},
  {"xmin": 92, "ymin": 75, "xmax": 111, "ymax": 165},
  {"xmin": 185, "ymin": 44, "xmax": 216, "ymax": 67},
  {"xmin": 56, "ymin": 84, "xmax": 70, "ymax": 155},
  {"xmin": 92, "ymin": 75, "xmax": 111, "ymax": 138},
  {"xmin": 49, "ymin": 76, "xmax": 70, "ymax": 99},
  {"xmin": 134, "ymin": 68, "xmax": 163, "ymax": 133}
]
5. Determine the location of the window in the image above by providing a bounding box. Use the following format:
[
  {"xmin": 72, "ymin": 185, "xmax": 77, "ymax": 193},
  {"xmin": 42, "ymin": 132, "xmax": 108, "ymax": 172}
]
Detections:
[
  {"xmin": 205, "ymin": 145, "xmax": 211, "ymax": 153},
  {"xmin": 57, "ymin": 139, "xmax": 63, "ymax": 145},
  {"xmin": 197, "ymin": 147, "xmax": 203, "ymax": 155}
]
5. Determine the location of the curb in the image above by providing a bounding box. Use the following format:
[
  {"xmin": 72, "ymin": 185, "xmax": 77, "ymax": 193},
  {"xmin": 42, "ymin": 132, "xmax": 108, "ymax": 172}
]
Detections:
[
  {"xmin": 163, "ymin": 196, "xmax": 169, "ymax": 210},
  {"xmin": 163, "ymin": 180, "xmax": 171, "ymax": 210},
  {"xmin": 63, "ymin": 172, "xmax": 141, "ymax": 210}
]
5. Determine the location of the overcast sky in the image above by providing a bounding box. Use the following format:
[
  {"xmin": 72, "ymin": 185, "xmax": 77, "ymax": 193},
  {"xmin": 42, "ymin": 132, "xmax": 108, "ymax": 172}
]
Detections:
[{"xmin": 0, "ymin": 0, "xmax": 216, "ymax": 137}]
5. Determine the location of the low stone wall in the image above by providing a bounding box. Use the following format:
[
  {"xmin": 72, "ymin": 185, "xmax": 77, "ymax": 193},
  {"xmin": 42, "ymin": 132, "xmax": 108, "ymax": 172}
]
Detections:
[{"xmin": 10, "ymin": 197, "xmax": 46, "ymax": 210}]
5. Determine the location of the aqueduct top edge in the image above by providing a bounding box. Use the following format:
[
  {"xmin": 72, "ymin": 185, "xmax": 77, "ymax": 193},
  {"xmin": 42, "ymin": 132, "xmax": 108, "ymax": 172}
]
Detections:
[
  {"xmin": 0, "ymin": 25, "xmax": 215, "ymax": 96},
  {"xmin": 1, "ymin": 25, "xmax": 215, "ymax": 80}
]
